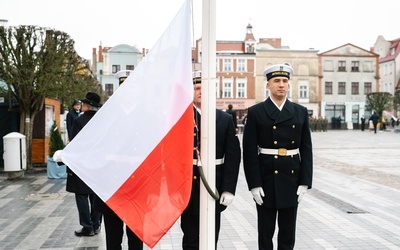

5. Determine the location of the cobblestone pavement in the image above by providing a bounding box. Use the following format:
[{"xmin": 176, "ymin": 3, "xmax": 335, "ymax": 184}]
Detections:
[{"xmin": 1, "ymin": 129, "xmax": 400, "ymax": 249}]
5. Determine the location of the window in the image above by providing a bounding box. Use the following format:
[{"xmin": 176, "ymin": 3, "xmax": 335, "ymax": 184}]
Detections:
[
  {"xmin": 338, "ymin": 82, "xmax": 346, "ymax": 95},
  {"xmin": 222, "ymin": 80, "xmax": 233, "ymax": 98},
  {"xmin": 236, "ymin": 79, "xmax": 246, "ymax": 98},
  {"xmin": 237, "ymin": 59, "xmax": 246, "ymax": 72},
  {"xmin": 364, "ymin": 82, "xmax": 372, "ymax": 94},
  {"xmin": 105, "ymin": 83, "xmax": 114, "ymax": 96},
  {"xmin": 351, "ymin": 61, "xmax": 359, "ymax": 72},
  {"xmin": 338, "ymin": 61, "xmax": 346, "ymax": 72},
  {"xmin": 325, "ymin": 82, "xmax": 333, "ymax": 95},
  {"xmin": 246, "ymin": 44, "xmax": 254, "ymax": 53},
  {"xmin": 126, "ymin": 65, "xmax": 134, "ymax": 70},
  {"xmin": 216, "ymin": 80, "xmax": 220, "ymax": 98},
  {"xmin": 351, "ymin": 82, "xmax": 359, "ymax": 95},
  {"xmin": 324, "ymin": 60, "xmax": 334, "ymax": 72},
  {"xmin": 299, "ymin": 85, "xmax": 308, "ymax": 98},
  {"xmin": 223, "ymin": 59, "xmax": 232, "ymax": 72},
  {"xmin": 112, "ymin": 65, "xmax": 121, "ymax": 73},
  {"xmin": 265, "ymin": 86, "xmax": 270, "ymax": 99},
  {"xmin": 363, "ymin": 61, "xmax": 373, "ymax": 72},
  {"xmin": 216, "ymin": 58, "xmax": 219, "ymax": 72}
]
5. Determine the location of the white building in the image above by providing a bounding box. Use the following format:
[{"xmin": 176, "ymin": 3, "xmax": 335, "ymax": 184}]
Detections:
[
  {"xmin": 319, "ymin": 43, "xmax": 379, "ymax": 129},
  {"xmin": 91, "ymin": 44, "xmax": 144, "ymax": 97}
]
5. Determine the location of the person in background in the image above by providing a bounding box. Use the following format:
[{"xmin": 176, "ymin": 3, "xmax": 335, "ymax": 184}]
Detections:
[
  {"xmin": 361, "ymin": 116, "xmax": 365, "ymax": 131},
  {"xmin": 180, "ymin": 71, "xmax": 241, "ymax": 249},
  {"xmin": 226, "ymin": 104, "xmax": 238, "ymax": 133},
  {"xmin": 93, "ymin": 69, "xmax": 143, "ymax": 250},
  {"xmin": 66, "ymin": 99, "xmax": 81, "ymax": 141},
  {"xmin": 243, "ymin": 63, "xmax": 313, "ymax": 250},
  {"xmin": 369, "ymin": 111, "xmax": 379, "ymax": 134},
  {"xmin": 55, "ymin": 92, "xmax": 103, "ymax": 237},
  {"xmin": 242, "ymin": 108, "xmax": 248, "ymax": 126}
]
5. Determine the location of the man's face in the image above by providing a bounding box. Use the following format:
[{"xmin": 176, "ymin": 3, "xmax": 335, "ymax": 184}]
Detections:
[
  {"xmin": 267, "ymin": 76, "xmax": 290, "ymax": 100},
  {"xmin": 193, "ymin": 83, "xmax": 201, "ymax": 105},
  {"xmin": 81, "ymin": 102, "xmax": 89, "ymax": 112},
  {"xmin": 73, "ymin": 103, "xmax": 81, "ymax": 111}
]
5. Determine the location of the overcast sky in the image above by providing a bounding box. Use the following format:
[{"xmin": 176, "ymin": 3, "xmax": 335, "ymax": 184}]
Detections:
[{"xmin": 2, "ymin": 0, "xmax": 399, "ymax": 60}]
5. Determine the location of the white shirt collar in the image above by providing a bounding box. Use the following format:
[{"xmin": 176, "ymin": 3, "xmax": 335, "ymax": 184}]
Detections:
[{"xmin": 269, "ymin": 97, "xmax": 286, "ymax": 111}]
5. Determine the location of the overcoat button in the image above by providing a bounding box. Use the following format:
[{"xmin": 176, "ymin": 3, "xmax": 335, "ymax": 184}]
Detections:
[
  {"xmin": 274, "ymin": 155, "xmax": 278, "ymax": 159},
  {"xmin": 274, "ymin": 170, "xmax": 278, "ymax": 174},
  {"xmin": 274, "ymin": 141, "xmax": 277, "ymax": 145}
]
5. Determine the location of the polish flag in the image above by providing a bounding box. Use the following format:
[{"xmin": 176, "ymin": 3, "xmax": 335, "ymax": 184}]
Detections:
[{"xmin": 61, "ymin": 0, "xmax": 193, "ymax": 247}]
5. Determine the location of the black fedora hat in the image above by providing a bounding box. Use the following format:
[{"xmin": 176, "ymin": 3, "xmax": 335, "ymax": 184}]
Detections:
[{"xmin": 80, "ymin": 92, "xmax": 102, "ymax": 107}]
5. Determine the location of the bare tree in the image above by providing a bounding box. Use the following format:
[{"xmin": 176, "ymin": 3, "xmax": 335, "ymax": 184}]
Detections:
[
  {"xmin": 365, "ymin": 92, "xmax": 393, "ymax": 122},
  {"xmin": 0, "ymin": 25, "xmax": 100, "ymax": 169}
]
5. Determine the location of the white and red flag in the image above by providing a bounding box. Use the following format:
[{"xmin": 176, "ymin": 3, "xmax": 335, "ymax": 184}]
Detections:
[{"xmin": 61, "ymin": 0, "xmax": 193, "ymax": 247}]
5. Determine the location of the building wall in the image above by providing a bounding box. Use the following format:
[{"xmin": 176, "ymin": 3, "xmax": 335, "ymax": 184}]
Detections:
[
  {"xmin": 94, "ymin": 44, "xmax": 143, "ymax": 96},
  {"xmin": 319, "ymin": 44, "xmax": 379, "ymax": 126}
]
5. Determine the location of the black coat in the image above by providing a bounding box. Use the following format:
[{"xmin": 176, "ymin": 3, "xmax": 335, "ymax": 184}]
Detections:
[
  {"xmin": 243, "ymin": 98, "xmax": 313, "ymax": 209},
  {"xmin": 369, "ymin": 113, "xmax": 379, "ymax": 125},
  {"xmin": 185, "ymin": 108, "xmax": 241, "ymax": 214},
  {"xmin": 226, "ymin": 109, "xmax": 238, "ymax": 128},
  {"xmin": 66, "ymin": 109, "xmax": 80, "ymax": 140},
  {"xmin": 66, "ymin": 110, "xmax": 97, "ymax": 194}
]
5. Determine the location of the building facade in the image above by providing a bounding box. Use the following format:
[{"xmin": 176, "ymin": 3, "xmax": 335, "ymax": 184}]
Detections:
[
  {"xmin": 319, "ymin": 43, "xmax": 379, "ymax": 129},
  {"xmin": 373, "ymin": 36, "xmax": 400, "ymax": 95},
  {"xmin": 194, "ymin": 24, "xmax": 257, "ymax": 122},
  {"xmin": 91, "ymin": 44, "xmax": 144, "ymax": 97}
]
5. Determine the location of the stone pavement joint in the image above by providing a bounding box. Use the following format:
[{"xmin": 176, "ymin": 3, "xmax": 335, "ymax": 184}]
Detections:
[{"xmin": 309, "ymin": 189, "xmax": 368, "ymax": 214}]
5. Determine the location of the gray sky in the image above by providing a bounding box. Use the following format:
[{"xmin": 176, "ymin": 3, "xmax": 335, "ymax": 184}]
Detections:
[{"xmin": 2, "ymin": 0, "xmax": 399, "ymax": 59}]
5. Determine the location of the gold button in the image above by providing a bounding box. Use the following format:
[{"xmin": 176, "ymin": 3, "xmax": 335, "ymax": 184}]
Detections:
[
  {"xmin": 291, "ymin": 155, "xmax": 293, "ymax": 158},
  {"xmin": 292, "ymin": 141, "xmax": 295, "ymax": 144},
  {"xmin": 193, "ymin": 133, "xmax": 196, "ymax": 136},
  {"xmin": 274, "ymin": 170, "xmax": 278, "ymax": 174},
  {"xmin": 274, "ymin": 155, "xmax": 278, "ymax": 159},
  {"xmin": 291, "ymin": 170, "xmax": 294, "ymax": 174},
  {"xmin": 274, "ymin": 141, "xmax": 277, "ymax": 145},
  {"xmin": 193, "ymin": 176, "xmax": 197, "ymax": 180},
  {"xmin": 292, "ymin": 125, "xmax": 295, "ymax": 128},
  {"xmin": 273, "ymin": 126, "xmax": 276, "ymax": 129}
]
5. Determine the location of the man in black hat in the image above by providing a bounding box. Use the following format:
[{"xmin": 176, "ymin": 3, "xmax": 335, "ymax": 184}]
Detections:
[
  {"xmin": 66, "ymin": 99, "xmax": 81, "ymax": 141},
  {"xmin": 243, "ymin": 63, "xmax": 313, "ymax": 250},
  {"xmin": 66, "ymin": 92, "xmax": 103, "ymax": 237},
  {"xmin": 180, "ymin": 71, "xmax": 241, "ymax": 249}
]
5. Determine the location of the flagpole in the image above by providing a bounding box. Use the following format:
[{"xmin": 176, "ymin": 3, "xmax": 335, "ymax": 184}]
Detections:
[{"xmin": 200, "ymin": 0, "xmax": 216, "ymax": 249}]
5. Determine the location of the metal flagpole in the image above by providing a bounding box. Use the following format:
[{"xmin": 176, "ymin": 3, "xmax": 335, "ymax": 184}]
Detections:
[{"xmin": 199, "ymin": 0, "xmax": 216, "ymax": 249}]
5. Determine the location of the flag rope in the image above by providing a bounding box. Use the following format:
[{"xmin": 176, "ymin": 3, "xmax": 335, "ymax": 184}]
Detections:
[{"xmin": 196, "ymin": 149, "xmax": 219, "ymax": 200}]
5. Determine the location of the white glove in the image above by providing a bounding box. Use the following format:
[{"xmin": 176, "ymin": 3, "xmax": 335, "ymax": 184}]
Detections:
[
  {"xmin": 251, "ymin": 187, "xmax": 265, "ymax": 205},
  {"xmin": 297, "ymin": 185, "xmax": 308, "ymax": 203},
  {"xmin": 220, "ymin": 191, "xmax": 234, "ymax": 206},
  {"xmin": 53, "ymin": 150, "xmax": 63, "ymax": 162}
]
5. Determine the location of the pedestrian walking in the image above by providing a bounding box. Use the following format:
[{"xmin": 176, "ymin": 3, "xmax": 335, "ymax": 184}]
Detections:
[{"xmin": 369, "ymin": 112, "xmax": 379, "ymax": 134}]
